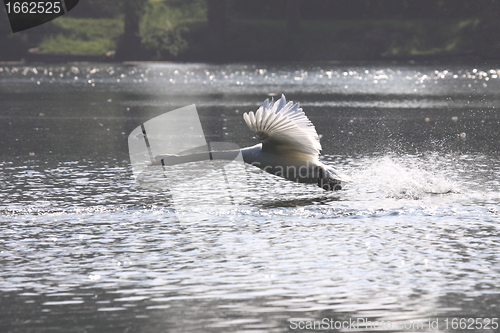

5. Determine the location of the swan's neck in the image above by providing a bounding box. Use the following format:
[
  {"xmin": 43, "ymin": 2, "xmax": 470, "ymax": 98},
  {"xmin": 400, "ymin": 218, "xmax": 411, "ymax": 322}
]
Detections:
[
  {"xmin": 240, "ymin": 143, "xmax": 263, "ymax": 164},
  {"xmin": 152, "ymin": 144, "xmax": 260, "ymax": 166}
]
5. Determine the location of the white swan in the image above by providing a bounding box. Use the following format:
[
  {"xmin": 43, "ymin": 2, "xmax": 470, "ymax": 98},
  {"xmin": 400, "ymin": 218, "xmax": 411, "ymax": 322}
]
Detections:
[{"xmin": 152, "ymin": 95, "xmax": 351, "ymax": 191}]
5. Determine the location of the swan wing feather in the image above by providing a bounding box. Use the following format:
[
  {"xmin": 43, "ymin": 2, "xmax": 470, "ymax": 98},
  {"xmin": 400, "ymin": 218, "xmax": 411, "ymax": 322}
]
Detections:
[{"xmin": 243, "ymin": 95, "xmax": 321, "ymax": 159}]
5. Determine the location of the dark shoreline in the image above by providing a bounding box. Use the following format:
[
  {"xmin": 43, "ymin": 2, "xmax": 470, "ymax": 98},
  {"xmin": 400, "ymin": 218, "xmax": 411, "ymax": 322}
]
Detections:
[{"xmin": 1, "ymin": 53, "xmax": 494, "ymax": 66}]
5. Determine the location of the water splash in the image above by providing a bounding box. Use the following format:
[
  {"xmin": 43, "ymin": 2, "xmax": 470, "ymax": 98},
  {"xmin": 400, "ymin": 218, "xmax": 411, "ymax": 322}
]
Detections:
[{"xmin": 352, "ymin": 154, "xmax": 459, "ymax": 199}]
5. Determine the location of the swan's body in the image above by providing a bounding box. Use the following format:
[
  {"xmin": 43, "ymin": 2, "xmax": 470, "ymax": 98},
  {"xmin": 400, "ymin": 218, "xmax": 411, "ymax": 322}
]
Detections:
[{"xmin": 153, "ymin": 95, "xmax": 351, "ymax": 190}]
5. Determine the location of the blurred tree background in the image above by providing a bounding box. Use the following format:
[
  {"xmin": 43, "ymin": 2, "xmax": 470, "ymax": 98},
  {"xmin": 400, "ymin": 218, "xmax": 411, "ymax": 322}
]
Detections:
[{"xmin": 1, "ymin": 0, "xmax": 499, "ymax": 62}]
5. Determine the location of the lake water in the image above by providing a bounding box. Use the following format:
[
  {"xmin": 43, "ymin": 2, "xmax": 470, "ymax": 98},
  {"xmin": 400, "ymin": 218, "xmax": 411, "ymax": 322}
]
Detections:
[{"xmin": 1, "ymin": 62, "xmax": 500, "ymax": 333}]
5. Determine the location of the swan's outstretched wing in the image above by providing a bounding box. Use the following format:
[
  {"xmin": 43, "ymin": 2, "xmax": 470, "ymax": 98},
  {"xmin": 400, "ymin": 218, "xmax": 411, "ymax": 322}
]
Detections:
[{"xmin": 243, "ymin": 95, "xmax": 321, "ymax": 160}]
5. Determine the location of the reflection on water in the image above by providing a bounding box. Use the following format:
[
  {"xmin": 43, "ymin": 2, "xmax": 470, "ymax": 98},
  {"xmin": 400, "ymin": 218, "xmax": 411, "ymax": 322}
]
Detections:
[{"xmin": 1, "ymin": 62, "xmax": 500, "ymax": 333}]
